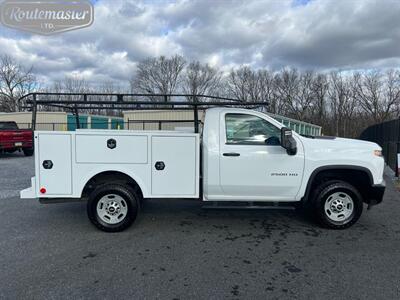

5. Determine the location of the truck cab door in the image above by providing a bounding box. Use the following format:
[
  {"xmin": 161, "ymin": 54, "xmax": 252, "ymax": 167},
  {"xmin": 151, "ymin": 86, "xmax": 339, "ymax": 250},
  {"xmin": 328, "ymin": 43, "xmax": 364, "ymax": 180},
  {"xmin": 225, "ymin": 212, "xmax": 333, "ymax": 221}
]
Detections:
[{"xmin": 219, "ymin": 112, "xmax": 304, "ymax": 201}]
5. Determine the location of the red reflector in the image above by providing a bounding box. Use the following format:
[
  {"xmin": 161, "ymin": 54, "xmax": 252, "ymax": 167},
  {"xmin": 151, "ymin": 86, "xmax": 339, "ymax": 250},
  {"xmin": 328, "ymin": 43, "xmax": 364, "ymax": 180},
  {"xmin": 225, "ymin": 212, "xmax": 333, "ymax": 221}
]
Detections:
[{"xmin": 40, "ymin": 188, "xmax": 46, "ymax": 194}]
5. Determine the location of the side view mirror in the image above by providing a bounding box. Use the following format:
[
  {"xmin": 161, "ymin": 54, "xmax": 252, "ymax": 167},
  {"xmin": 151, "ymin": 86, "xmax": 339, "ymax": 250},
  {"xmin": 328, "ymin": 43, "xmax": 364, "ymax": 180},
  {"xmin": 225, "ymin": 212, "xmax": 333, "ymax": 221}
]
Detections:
[{"xmin": 281, "ymin": 127, "xmax": 297, "ymax": 155}]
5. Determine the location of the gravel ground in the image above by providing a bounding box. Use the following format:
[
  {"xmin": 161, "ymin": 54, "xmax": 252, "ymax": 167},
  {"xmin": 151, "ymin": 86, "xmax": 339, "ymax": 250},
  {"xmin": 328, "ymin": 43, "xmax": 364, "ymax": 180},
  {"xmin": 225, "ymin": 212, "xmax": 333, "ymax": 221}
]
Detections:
[{"xmin": 0, "ymin": 152, "xmax": 400, "ymax": 299}]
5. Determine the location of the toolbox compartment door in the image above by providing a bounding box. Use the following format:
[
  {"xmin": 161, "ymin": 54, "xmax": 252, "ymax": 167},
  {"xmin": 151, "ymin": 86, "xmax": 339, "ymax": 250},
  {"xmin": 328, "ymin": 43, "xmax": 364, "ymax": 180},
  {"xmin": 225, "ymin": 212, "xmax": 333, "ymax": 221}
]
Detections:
[
  {"xmin": 38, "ymin": 133, "xmax": 72, "ymax": 195},
  {"xmin": 151, "ymin": 135, "xmax": 198, "ymax": 196},
  {"xmin": 75, "ymin": 134, "xmax": 148, "ymax": 164}
]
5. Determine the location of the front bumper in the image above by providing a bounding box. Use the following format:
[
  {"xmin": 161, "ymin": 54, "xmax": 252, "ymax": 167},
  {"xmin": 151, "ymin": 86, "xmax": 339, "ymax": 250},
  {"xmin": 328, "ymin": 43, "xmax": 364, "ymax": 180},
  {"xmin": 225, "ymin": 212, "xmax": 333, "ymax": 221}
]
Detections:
[{"xmin": 366, "ymin": 180, "xmax": 386, "ymax": 206}]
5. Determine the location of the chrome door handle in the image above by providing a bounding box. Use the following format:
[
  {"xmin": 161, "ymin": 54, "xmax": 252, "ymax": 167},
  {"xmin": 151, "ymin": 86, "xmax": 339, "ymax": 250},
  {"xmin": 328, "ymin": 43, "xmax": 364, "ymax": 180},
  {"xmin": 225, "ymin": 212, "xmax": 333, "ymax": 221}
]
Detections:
[{"xmin": 223, "ymin": 152, "xmax": 240, "ymax": 157}]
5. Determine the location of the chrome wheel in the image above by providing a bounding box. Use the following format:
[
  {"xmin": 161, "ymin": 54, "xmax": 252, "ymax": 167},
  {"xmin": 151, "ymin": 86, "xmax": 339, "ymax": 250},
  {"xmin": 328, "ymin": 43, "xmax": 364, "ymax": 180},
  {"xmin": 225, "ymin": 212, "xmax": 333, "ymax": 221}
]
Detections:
[
  {"xmin": 96, "ymin": 194, "xmax": 128, "ymax": 225},
  {"xmin": 324, "ymin": 192, "xmax": 354, "ymax": 223}
]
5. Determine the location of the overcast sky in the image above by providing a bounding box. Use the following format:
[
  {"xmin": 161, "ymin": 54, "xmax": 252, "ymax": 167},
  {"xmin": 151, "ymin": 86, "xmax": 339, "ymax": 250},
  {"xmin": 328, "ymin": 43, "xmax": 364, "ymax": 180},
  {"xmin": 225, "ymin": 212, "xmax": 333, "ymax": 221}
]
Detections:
[{"xmin": 0, "ymin": 0, "xmax": 399, "ymax": 86}]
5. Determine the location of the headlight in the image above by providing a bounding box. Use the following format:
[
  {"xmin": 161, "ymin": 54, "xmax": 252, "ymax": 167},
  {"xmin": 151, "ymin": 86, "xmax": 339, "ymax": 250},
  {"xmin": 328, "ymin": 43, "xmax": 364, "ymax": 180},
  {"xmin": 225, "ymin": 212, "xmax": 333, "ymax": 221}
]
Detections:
[{"xmin": 374, "ymin": 150, "xmax": 383, "ymax": 157}]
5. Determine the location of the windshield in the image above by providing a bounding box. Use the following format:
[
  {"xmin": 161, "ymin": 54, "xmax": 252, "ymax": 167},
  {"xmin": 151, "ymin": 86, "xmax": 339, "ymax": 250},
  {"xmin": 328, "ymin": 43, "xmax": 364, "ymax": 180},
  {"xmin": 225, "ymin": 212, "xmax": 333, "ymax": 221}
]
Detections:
[{"xmin": 0, "ymin": 122, "xmax": 19, "ymax": 130}]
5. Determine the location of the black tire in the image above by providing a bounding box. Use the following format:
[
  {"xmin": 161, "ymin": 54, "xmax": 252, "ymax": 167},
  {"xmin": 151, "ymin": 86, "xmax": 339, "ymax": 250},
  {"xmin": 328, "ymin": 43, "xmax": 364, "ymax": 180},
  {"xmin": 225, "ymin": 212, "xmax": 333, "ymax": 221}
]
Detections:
[
  {"xmin": 311, "ymin": 180, "xmax": 363, "ymax": 229},
  {"xmin": 23, "ymin": 148, "xmax": 34, "ymax": 156},
  {"xmin": 87, "ymin": 184, "xmax": 139, "ymax": 232}
]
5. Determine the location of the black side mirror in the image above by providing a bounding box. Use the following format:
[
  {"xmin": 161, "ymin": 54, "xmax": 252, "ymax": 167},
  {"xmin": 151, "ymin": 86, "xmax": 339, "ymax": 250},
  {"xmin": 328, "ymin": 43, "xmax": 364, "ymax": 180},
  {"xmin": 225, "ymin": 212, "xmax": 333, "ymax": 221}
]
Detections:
[{"xmin": 281, "ymin": 128, "xmax": 297, "ymax": 155}]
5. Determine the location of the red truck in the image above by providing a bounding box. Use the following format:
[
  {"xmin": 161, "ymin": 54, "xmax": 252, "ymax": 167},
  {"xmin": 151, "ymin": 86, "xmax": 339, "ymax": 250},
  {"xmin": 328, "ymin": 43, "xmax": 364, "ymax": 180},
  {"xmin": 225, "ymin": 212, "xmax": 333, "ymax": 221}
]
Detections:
[{"xmin": 0, "ymin": 121, "xmax": 34, "ymax": 156}]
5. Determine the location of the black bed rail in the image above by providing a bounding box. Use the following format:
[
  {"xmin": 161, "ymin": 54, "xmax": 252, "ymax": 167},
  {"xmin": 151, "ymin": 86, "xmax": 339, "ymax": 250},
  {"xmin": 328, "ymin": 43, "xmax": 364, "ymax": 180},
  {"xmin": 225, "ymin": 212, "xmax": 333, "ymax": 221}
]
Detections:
[{"xmin": 18, "ymin": 92, "xmax": 268, "ymax": 133}]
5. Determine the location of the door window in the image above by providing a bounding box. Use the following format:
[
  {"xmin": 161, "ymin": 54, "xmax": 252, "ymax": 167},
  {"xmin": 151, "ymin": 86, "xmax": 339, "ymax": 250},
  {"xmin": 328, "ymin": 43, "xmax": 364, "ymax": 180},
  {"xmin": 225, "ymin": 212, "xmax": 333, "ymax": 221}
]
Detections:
[{"xmin": 225, "ymin": 113, "xmax": 281, "ymax": 145}]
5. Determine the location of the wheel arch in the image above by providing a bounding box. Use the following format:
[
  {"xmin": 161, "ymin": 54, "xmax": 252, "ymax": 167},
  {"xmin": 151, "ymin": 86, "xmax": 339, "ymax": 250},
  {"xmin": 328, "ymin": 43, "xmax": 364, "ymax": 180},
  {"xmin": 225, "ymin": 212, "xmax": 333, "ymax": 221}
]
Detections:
[
  {"xmin": 80, "ymin": 170, "xmax": 146, "ymax": 200},
  {"xmin": 302, "ymin": 165, "xmax": 373, "ymax": 203}
]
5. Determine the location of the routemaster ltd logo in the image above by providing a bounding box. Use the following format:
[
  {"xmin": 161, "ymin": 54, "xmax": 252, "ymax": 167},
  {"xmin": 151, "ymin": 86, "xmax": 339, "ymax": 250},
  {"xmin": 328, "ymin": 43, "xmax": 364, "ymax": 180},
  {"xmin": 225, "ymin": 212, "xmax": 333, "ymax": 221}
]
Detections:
[{"xmin": 0, "ymin": 0, "xmax": 94, "ymax": 35}]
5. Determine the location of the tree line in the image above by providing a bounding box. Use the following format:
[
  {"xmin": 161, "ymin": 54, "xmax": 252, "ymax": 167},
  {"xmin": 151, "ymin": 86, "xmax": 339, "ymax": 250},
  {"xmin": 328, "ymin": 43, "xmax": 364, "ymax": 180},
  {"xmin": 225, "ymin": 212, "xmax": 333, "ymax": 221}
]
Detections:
[{"xmin": 1, "ymin": 54, "xmax": 399, "ymax": 137}]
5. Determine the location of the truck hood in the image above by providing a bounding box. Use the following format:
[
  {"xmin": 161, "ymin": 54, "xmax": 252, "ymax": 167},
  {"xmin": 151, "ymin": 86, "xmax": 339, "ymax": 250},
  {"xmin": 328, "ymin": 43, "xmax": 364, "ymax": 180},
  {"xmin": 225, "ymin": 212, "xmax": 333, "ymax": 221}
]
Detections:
[{"xmin": 300, "ymin": 136, "xmax": 381, "ymax": 151}]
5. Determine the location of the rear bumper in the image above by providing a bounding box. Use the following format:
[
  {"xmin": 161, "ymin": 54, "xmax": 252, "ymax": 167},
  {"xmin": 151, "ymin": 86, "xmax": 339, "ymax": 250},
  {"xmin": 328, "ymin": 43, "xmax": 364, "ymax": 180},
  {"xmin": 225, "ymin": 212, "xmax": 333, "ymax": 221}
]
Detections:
[
  {"xmin": 0, "ymin": 141, "xmax": 33, "ymax": 150},
  {"xmin": 365, "ymin": 180, "xmax": 386, "ymax": 206}
]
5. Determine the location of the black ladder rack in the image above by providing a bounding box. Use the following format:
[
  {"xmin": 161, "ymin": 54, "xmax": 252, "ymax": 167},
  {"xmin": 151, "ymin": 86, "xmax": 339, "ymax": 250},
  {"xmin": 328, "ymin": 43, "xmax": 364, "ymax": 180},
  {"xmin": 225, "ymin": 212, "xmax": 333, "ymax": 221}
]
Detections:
[{"xmin": 18, "ymin": 93, "xmax": 268, "ymax": 133}]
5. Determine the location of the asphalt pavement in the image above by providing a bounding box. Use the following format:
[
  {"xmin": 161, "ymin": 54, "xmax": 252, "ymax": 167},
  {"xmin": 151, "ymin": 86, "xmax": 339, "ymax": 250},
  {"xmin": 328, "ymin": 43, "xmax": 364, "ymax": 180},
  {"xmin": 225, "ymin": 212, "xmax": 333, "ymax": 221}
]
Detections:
[{"xmin": 1, "ymin": 152, "xmax": 400, "ymax": 299}]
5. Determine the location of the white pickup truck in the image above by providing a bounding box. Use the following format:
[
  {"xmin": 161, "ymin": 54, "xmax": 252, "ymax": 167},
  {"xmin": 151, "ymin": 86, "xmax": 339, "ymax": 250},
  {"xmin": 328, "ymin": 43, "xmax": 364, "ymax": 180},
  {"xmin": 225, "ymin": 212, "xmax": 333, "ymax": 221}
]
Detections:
[{"xmin": 21, "ymin": 107, "xmax": 385, "ymax": 232}]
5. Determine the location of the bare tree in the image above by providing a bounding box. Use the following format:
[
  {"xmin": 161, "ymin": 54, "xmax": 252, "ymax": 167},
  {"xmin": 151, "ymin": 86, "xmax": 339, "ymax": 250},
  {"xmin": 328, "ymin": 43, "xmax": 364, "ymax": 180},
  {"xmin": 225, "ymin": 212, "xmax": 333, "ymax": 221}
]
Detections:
[
  {"xmin": 257, "ymin": 69, "xmax": 275, "ymax": 112},
  {"xmin": 294, "ymin": 70, "xmax": 316, "ymax": 121},
  {"xmin": 63, "ymin": 76, "xmax": 90, "ymax": 94},
  {"xmin": 325, "ymin": 71, "xmax": 357, "ymax": 136},
  {"xmin": 0, "ymin": 55, "xmax": 37, "ymax": 112},
  {"xmin": 183, "ymin": 61, "xmax": 222, "ymax": 101},
  {"xmin": 353, "ymin": 70, "xmax": 399, "ymax": 123},
  {"xmin": 226, "ymin": 66, "xmax": 273, "ymax": 113},
  {"xmin": 43, "ymin": 78, "xmax": 123, "ymax": 117},
  {"xmin": 97, "ymin": 81, "xmax": 122, "ymax": 116},
  {"xmin": 131, "ymin": 55, "xmax": 186, "ymax": 101},
  {"xmin": 274, "ymin": 68, "xmax": 316, "ymax": 121},
  {"xmin": 385, "ymin": 69, "xmax": 400, "ymax": 117},
  {"xmin": 273, "ymin": 68, "xmax": 298, "ymax": 117},
  {"xmin": 311, "ymin": 73, "xmax": 329, "ymax": 126},
  {"xmin": 227, "ymin": 66, "xmax": 258, "ymax": 102},
  {"xmin": 342, "ymin": 75, "xmax": 360, "ymax": 137},
  {"xmin": 45, "ymin": 76, "xmax": 91, "ymax": 114}
]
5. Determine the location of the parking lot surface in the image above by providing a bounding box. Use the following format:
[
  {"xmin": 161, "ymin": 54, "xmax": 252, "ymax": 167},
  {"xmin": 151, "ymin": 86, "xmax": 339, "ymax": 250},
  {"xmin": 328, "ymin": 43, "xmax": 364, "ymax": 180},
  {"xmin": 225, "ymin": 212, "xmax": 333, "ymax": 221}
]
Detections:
[{"xmin": 1, "ymin": 152, "xmax": 400, "ymax": 299}]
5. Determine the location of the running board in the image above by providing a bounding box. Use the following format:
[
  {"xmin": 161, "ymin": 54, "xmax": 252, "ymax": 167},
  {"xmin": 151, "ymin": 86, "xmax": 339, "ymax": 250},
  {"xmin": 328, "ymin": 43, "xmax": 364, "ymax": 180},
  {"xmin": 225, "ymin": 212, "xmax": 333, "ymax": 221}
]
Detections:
[{"xmin": 202, "ymin": 201, "xmax": 296, "ymax": 210}]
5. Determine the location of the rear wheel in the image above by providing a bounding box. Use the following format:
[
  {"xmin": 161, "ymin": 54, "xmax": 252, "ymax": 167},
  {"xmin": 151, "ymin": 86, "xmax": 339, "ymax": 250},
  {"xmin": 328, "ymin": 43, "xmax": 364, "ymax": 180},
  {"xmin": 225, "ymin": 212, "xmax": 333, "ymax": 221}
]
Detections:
[
  {"xmin": 23, "ymin": 148, "xmax": 34, "ymax": 156},
  {"xmin": 87, "ymin": 184, "xmax": 139, "ymax": 232},
  {"xmin": 312, "ymin": 180, "xmax": 363, "ymax": 229}
]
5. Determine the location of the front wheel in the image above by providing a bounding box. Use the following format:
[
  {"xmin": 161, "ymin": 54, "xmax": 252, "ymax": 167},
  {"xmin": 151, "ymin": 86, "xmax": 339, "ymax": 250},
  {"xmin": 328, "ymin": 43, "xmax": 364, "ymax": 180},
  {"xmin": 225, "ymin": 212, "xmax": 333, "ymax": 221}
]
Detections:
[
  {"xmin": 87, "ymin": 184, "xmax": 139, "ymax": 232},
  {"xmin": 312, "ymin": 180, "xmax": 363, "ymax": 229}
]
